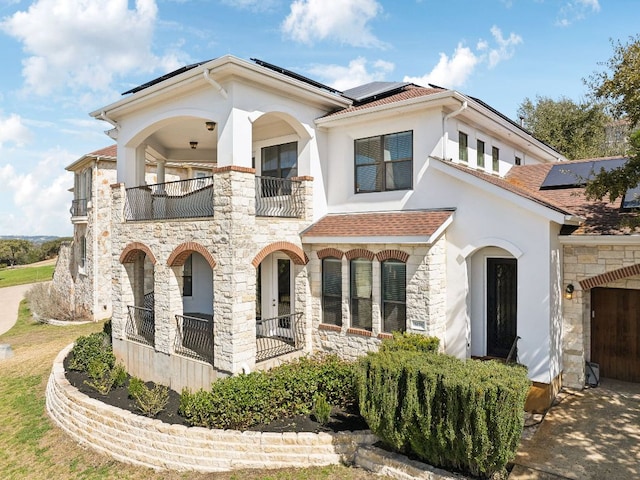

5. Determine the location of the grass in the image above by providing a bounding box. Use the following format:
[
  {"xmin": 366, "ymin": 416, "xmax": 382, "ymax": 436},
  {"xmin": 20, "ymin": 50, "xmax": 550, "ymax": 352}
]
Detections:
[
  {"xmin": 0, "ymin": 301, "xmax": 377, "ymax": 480},
  {"xmin": 0, "ymin": 265, "xmax": 55, "ymax": 288}
]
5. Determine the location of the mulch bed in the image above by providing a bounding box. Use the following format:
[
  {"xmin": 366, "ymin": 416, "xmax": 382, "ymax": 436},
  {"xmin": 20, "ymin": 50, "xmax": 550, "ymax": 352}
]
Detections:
[{"xmin": 63, "ymin": 355, "xmax": 368, "ymax": 433}]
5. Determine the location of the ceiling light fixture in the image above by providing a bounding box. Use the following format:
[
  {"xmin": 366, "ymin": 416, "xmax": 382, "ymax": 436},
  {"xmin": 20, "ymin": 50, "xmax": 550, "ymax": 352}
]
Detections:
[
  {"xmin": 205, "ymin": 121, "xmax": 215, "ymax": 131},
  {"xmin": 190, "ymin": 141, "xmax": 198, "ymax": 149}
]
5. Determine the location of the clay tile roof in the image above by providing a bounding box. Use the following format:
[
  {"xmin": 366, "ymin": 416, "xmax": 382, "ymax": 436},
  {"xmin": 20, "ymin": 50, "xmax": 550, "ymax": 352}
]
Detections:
[
  {"xmin": 323, "ymin": 85, "xmax": 446, "ymax": 117},
  {"xmin": 505, "ymin": 157, "xmax": 640, "ymax": 236},
  {"xmin": 302, "ymin": 210, "xmax": 453, "ymax": 240},
  {"xmin": 89, "ymin": 144, "xmax": 117, "ymax": 158}
]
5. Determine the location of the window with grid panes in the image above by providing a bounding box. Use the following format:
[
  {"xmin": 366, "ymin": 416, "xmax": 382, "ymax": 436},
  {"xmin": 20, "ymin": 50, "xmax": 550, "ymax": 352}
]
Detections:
[
  {"xmin": 459, "ymin": 132, "xmax": 468, "ymax": 162},
  {"xmin": 382, "ymin": 260, "xmax": 406, "ymax": 333},
  {"xmin": 354, "ymin": 131, "xmax": 412, "ymax": 193},
  {"xmin": 350, "ymin": 258, "xmax": 372, "ymax": 330},
  {"xmin": 477, "ymin": 140, "xmax": 485, "ymax": 168},
  {"xmin": 492, "ymin": 146, "xmax": 500, "ymax": 172},
  {"xmin": 322, "ymin": 258, "xmax": 342, "ymax": 326}
]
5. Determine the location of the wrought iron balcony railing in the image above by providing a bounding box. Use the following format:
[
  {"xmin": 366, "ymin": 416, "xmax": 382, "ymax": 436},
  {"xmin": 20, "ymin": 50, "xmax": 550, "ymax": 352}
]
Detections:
[
  {"xmin": 256, "ymin": 311, "xmax": 304, "ymax": 362},
  {"xmin": 174, "ymin": 313, "xmax": 214, "ymax": 365},
  {"xmin": 124, "ymin": 177, "xmax": 214, "ymax": 221},
  {"xmin": 255, "ymin": 176, "xmax": 303, "ymax": 218},
  {"xmin": 70, "ymin": 198, "xmax": 88, "ymax": 217},
  {"xmin": 126, "ymin": 305, "xmax": 155, "ymax": 347}
]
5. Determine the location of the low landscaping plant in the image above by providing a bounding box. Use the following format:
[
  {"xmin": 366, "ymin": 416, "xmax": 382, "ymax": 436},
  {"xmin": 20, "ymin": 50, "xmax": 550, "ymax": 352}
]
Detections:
[
  {"xmin": 67, "ymin": 331, "xmax": 114, "ymax": 372},
  {"xmin": 84, "ymin": 361, "xmax": 127, "ymax": 395},
  {"xmin": 357, "ymin": 351, "xmax": 530, "ymax": 479},
  {"xmin": 378, "ymin": 331, "xmax": 440, "ymax": 353},
  {"xmin": 25, "ymin": 282, "xmax": 91, "ymax": 322},
  {"xmin": 312, "ymin": 393, "xmax": 332, "ymax": 425},
  {"xmin": 179, "ymin": 354, "xmax": 358, "ymax": 430},
  {"xmin": 128, "ymin": 377, "xmax": 169, "ymax": 418}
]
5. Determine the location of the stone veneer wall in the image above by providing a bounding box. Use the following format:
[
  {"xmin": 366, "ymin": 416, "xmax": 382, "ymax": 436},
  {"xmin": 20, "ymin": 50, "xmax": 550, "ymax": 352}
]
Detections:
[
  {"xmin": 46, "ymin": 344, "xmax": 376, "ymax": 473},
  {"xmin": 110, "ymin": 168, "xmax": 314, "ymax": 389},
  {"xmin": 308, "ymin": 235, "xmax": 447, "ymax": 361},
  {"xmin": 562, "ymin": 242, "xmax": 640, "ymax": 388}
]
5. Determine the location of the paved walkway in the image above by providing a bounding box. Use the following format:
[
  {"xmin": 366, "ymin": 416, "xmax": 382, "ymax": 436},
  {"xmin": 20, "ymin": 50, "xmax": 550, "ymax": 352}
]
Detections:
[
  {"xmin": 510, "ymin": 379, "xmax": 640, "ymax": 479},
  {"xmin": 0, "ymin": 283, "xmax": 35, "ymax": 336}
]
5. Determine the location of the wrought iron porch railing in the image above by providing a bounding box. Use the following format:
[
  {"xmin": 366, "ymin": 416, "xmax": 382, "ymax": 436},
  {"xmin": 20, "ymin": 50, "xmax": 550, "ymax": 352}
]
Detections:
[
  {"xmin": 124, "ymin": 177, "xmax": 214, "ymax": 221},
  {"xmin": 175, "ymin": 313, "xmax": 214, "ymax": 364},
  {"xmin": 255, "ymin": 176, "xmax": 303, "ymax": 218},
  {"xmin": 256, "ymin": 311, "xmax": 304, "ymax": 362},
  {"xmin": 70, "ymin": 198, "xmax": 88, "ymax": 217},
  {"xmin": 126, "ymin": 305, "xmax": 155, "ymax": 347}
]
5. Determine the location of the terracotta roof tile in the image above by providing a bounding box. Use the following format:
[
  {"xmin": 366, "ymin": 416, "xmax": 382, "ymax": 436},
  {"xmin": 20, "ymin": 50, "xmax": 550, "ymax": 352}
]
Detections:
[
  {"xmin": 302, "ymin": 210, "xmax": 453, "ymax": 239},
  {"xmin": 506, "ymin": 157, "xmax": 640, "ymax": 236},
  {"xmin": 324, "ymin": 85, "xmax": 446, "ymax": 117},
  {"xmin": 89, "ymin": 144, "xmax": 117, "ymax": 158}
]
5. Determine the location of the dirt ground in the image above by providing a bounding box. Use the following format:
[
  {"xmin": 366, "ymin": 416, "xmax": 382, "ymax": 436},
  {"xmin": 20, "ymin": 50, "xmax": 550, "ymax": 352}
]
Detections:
[{"xmin": 510, "ymin": 379, "xmax": 640, "ymax": 479}]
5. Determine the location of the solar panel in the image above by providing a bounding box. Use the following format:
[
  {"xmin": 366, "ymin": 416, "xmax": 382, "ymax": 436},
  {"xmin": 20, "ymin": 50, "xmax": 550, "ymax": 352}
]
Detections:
[
  {"xmin": 540, "ymin": 158, "xmax": 629, "ymax": 189},
  {"xmin": 342, "ymin": 82, "xmax": 410, "ymax": 103},
  {"xmin": 622, "ymin": 185, "xmax": 640, "ymax": 210}
]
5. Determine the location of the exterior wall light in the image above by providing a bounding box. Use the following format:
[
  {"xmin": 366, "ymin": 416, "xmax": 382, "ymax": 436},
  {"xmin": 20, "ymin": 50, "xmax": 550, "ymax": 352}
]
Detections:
[
  {"xmin": 565, "ymin": 284, "xmax": 575, "ymax": 300},
  {"xmin": 205, "ymin": 121, "xmax": 215, "ymax": 131},
  {"xmin": 190, "ymin": 141, "xmax": 198, "ymax": 149}
]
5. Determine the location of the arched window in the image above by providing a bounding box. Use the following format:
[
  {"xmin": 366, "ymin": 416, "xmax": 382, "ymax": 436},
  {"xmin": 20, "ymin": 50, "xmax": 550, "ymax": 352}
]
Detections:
[{"xmin": 381, "ymin": 259, "xmax": 406, "ymax": 333}]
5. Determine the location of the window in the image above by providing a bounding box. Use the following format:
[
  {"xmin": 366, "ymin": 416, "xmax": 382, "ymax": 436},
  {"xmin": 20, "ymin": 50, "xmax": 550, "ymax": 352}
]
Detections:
[
  {"xmin": 350, "ymin": 258, "xmax": 372, "ymax": 330},
  {"xmin": 458, "ymin": 132, "xmax": 468, "ymax": 162},
  {"xmin": 477, "ymin": 140, "xmax": 485, "ymax": 168},
  {"xmin": 355, "ymin": 131, "xmax": 412, "ymax": 193},
  {"xmin": 492, "ymin": 146, "xmax": 500, "ymax": 172},
  {"xmin": 322, "ymin": 258, "xmax": 342, "ymax": 326},
  {"xmin": 515, "ymin": 155, "xmax": 522, "ymax": 166},
  {"xmin": 261, "ymin": 142, "xmax": 298, "ymax": 179},
  {"xmin": 79, "ymin": 235, "xmax": 86, "ymax": 270},
  {"xmin": 382, "ymin": 260, "xmax": 406, "ymax": 333},
  {"xmin": 183, "ymin": 254, "xmax": 193, "ymax": 297}
]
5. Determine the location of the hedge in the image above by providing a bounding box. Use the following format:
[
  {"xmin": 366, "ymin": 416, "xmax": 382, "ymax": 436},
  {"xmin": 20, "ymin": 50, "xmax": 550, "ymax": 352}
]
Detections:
[
  {"xmin": 179, "ymin": 354, "xmax": 357, "ymax": 430},
  {"xmin": 357, "ymin": 351, "xmax": 530, "ymax": 478}
]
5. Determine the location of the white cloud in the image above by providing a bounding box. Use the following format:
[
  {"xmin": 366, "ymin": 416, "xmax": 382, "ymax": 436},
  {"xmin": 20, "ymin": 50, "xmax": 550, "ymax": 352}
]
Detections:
[
  {"xmin": 0, "ymin": 0, "xmax": 184, "ymax": 96},
  {"xmin": 0, "ymin": 113, "xmax": 33, "ymax": 147},
  {"xmin": 484, "ymin": 26, "xmax": 522, "ymax": 68},
  {"xmin": 556, "ymin": 0, "xmax": 600, "ymax": 26},
  {"xmin": 404, "ymin": 44, "xmax": 479, "ymax": 89},
  {"xmin": 0, "ymin": 149, "xmax": 74, "ymax": 236},
  {"xmin": 308, "ymin": 57, "xmax": 394, "ymax": 91},
  {"xmin": 282, "ymin": 0, "xmax": 386, "ymax": 48}
]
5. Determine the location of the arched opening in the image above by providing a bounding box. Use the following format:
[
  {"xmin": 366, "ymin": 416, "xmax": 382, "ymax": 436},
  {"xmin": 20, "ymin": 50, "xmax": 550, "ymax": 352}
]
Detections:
[
  {"xmin": 168, "ymin": 245, "xmax": 215, "ymax": 365},
  {"xmin": 469, "ymin": 246, "xmax": 518, "ymax": 360},
  {"xmin": 121, "ymin": 247, "xmax": 156, "ymax": 346}
]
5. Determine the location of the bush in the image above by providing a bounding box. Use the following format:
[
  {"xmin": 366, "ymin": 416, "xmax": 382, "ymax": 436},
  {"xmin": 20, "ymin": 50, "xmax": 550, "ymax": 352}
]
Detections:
[
  {"xmin": 84, "ymin": 361, "xmax": 127, "ymax": 395},
  {"xmin": 179, "ymin": 354, "xmax": 357, "ymax": 430},
  {"xmin": 379, "ymin": 331, "xmax": 440, "ymax": 353},
  {"xmin": 357, "ymin": 351, "xmax": 530, "ymax": 479},
  {"xmin": 312, "ymin": 394, "xmax": 332, "ymax": 425},
  {"xmin": 68, "ymin": 332, "xmax": 115, "ymax": 372},
  {"xmin": 128, "ymin": 377, "xmax": 169, "ymax": 418}
]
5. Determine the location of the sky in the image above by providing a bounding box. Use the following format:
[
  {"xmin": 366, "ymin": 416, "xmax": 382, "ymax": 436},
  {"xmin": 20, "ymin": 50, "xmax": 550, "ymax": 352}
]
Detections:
[{"xmin": 0, "ymin": 0, "xmax": 637, "ymax": 237}]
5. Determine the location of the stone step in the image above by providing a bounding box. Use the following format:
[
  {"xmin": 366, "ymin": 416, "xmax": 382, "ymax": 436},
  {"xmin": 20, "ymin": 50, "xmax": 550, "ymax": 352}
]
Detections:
[{"xmin": 0, "ymin": 344, "xmax": 13, "ymax": 360}]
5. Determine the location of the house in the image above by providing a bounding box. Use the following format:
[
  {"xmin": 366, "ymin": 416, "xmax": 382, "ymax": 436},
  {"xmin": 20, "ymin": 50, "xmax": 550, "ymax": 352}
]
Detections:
[
  {"xmin": 53, "ymin": 145, "xmax": 213, "ymax": 321},
  {"xmin": 86, "ymin": 55, "xmax": 636, "ymax": 409}
]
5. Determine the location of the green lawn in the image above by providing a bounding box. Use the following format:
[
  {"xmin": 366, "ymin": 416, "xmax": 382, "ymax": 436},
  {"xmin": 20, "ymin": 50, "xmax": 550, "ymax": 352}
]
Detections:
[
  {"xmin": 0, "ymin": 302, "xmax": 377, "ymax": 480},
  {"xmin": 0, "ymin": 265, "xmax": 54, "ymax": 288}
]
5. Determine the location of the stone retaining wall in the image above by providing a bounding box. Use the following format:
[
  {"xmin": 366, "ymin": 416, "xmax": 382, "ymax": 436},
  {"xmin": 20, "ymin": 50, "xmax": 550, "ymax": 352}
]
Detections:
[{"xmin": 46, "ymin": 344, "xmax": 377, "ymax": 472}]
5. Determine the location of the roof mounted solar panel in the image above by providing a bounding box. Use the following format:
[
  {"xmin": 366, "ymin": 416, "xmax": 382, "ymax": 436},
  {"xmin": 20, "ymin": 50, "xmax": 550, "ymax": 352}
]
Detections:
[
  {"xmin": 121, "ymin": 60, "xmax": 213, "ymax": 95},
  {"xmin": 342, "ymin": 81, "xmax": 410, "ymax": 103},
  {"xmin": 540, "ymin": 158, "xmax": 629, "ymax": 189},
  {"xmin": 622, "ymin": 184, "xmax": 640, "ymax": 210}
]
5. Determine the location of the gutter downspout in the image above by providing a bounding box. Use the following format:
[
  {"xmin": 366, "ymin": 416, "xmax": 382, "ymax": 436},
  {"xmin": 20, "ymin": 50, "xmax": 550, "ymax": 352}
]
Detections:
[
  {"xmin": 441, "ymin": 100, "xmax": 468, "ymax": 160},
  {"xmin": 98, "ymin": 111, "xmax": 120, "ymax": 140},
  {"xmin": 203, "ymin": 69, "xmax": 228, "ymax": 99}
]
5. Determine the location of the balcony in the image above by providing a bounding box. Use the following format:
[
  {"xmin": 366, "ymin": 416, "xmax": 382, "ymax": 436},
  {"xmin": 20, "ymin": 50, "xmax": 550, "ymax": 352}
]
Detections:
[
  {"xmin": 70, "ymin": 198, "xmax": 88, "ymax": 222},
  {"xmin": 124, "ymin": 177, "xmax": 214, "ymax": 221},
  {"xmin": 174, "ymin": 313, "xmax": 214, "ymax": 365},
  {"xmin": 255, "ymin": 176, "xmax": 304, "ymax": 218}
]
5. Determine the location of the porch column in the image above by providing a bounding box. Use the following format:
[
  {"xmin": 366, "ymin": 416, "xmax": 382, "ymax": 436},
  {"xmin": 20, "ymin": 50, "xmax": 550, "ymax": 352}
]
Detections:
[
  {"xmin": 135, "ymin": 144, "xmax": 147, "ymax": 186},
  {"xmin": 156, "ymin": 158, "xmax": 166, "ymax": 184},
  {"xmin": 217, "ymin": 108, "xmax": 252, "ymax": 168}
]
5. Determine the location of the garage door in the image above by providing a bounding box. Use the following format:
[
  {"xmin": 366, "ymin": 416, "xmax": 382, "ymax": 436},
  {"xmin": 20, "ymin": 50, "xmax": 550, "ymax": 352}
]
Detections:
[{"xmin": 591, "ymin": 287, "xmax": 640, "ymax": 383}]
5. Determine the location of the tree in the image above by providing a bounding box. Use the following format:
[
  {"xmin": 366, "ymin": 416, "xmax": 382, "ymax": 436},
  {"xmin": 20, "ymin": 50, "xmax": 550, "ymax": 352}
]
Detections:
[
  {"xmin": 0, "ymin": 239, "xmax": 33, "ymax": 266},
  {"xmin": 517, "ymin": 96, "xmax": 615, "ymax": 159},
  {"xmin": 587, "ymin": 35, "xmax": 640, "ymax": 127}
]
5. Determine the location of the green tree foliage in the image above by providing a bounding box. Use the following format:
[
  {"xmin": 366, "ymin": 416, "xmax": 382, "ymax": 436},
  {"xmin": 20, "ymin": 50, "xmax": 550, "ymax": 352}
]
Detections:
[
  {"xmin": 0, "ymin": 240, "xmax": 33, "ymax": 266},
  {"xmin": 588, "ymin": 35, "xmax": 640, "ymax": 127},
  {"xmin": 517, "ymin": 96, "xmax": 614, "ymax": 159},
  {"xmin": 357, "ymin": 351, "xmax": 530, "ymax": 478}
]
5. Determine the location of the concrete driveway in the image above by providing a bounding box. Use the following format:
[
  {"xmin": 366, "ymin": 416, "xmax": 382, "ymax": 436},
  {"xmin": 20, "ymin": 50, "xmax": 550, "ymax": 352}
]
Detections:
[
  {"xmin": 510, "ymin": 379, "xmax": 640, "ymax": 479},
  {"xmin": 0, "ymin": 283, "xmax": 34, "ymax": 336}
]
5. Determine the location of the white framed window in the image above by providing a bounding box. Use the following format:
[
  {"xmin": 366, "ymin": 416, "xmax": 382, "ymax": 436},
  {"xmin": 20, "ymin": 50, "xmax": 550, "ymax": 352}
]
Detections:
[
  {"xmin": 355, "ymin": 131, "xmax": 413, "ymax": 193},
  {"xmin": 492, "ymin": 146, "xmax": 500, "ymax": 172},
  {"xmin": 183, "ymin": 254, "xmax": 193, "ymax": 297},
  {"xmin": 381, "ymin": 260, "xmax": 406, "ymax": 333},
  {"xmin": 477, "ymin": 139, "xmax": 485, "ymax": 168},
  {"xmin": 78, "ymin": 235, "xmax": 87, "ymax": 273},
  {"xmin": 350, "ymin": 258, "xmax": 373, "ymax": 330},
  {"xmin": 459, "ymin": 132, "xmax": 468, "ymax": 163},
  {"xmin": 322, "ymin": 258, "xmax": 342, "ymax": 326}
]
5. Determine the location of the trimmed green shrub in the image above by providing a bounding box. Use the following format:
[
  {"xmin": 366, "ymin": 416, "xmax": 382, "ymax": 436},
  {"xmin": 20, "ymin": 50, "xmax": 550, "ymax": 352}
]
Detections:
[
  {"xmin": 128, "ymin": 377, "xmax": 169, "ymax": 418},
  {"xmin": 312, "ymin": 394, "xmax": 332, "ymax": 425},
  {"xmin": 84, "ymin": 361, "xmax": 128, "ymax": 395},
  {"xmin": 379, "ymin": 331, "xmax": 440, "ymax": 353},
  {"xmin": 68, "ymin": 332, "xmax": 115, "ymax": 372},
  {"xmin": 179, "ymin": 354, "xmax": 357, "ymax": 430},
  {"xmin": 357, "ymin": 351, "xmax": 529, "ymax": 478}
]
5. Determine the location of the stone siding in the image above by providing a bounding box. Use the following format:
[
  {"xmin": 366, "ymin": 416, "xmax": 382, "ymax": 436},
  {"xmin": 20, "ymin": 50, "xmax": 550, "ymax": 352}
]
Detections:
[
  {"xmin": 562, "ymin": 242, "xmax": 640, "ymax": 388},
  {"xmin": 46, "ymin": 344, "xmax": 376, "ymax": 473}
]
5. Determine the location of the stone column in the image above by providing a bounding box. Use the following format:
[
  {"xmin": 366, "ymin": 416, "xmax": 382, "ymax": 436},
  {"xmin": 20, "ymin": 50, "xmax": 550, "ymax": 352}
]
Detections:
[{"xmin": 110, "ymin": 183, "xmax": 127, "ymax": 341}]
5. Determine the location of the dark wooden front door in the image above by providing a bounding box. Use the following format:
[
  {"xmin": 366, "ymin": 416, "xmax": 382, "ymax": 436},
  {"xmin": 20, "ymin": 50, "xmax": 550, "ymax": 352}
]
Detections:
[
  {"xmin": 487, "ymin": 258, "xmax": 517, "ymax": 358},
  {"xmin": 591, "ymin": 287, "xmax": 640, "ymax": 382}
]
